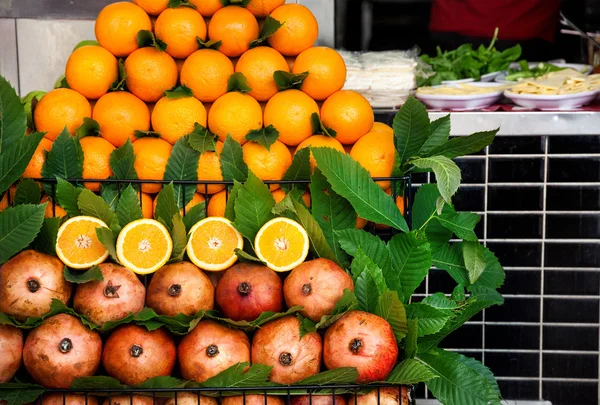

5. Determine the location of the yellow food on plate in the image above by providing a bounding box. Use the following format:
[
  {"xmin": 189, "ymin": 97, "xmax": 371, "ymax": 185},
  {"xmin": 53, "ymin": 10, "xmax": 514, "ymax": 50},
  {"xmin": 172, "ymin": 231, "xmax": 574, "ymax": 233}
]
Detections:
[
  {"xmin": 507, "ymin": 69, "xmax": 600, "ymax": 95},
  {"xmin": 254, "ymin": 217, "xmax": 309, "ymax": 272},
  {"xmin": 56, "ymin": 216, "xmax": 109, "ymax": 269},
  {"xmin": 416, "ymin": 83, "xmax": 508, "ymax": 95},
  {"xmin": 186, "ymin": 217, "xmax": 243, "ymax": 271},
  {"xmin": 116, "ymin": 218, "xmax": 173, "ymax": 274}
]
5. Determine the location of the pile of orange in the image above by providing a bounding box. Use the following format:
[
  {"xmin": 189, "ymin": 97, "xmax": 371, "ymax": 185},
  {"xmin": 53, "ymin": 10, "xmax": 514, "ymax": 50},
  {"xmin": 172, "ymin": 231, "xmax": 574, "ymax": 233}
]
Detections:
[{"xmin": 21, "ymin": 0, "xmax": 402, "ymax": 226}]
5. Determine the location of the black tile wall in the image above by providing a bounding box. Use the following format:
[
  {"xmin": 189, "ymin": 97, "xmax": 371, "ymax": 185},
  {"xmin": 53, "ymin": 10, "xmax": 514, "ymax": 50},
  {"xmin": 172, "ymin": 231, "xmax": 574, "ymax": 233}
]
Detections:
[
  {"xmin": 487, "ymin": 214, "xmax": 543, "ymax": 239},
  {"xmin": 486, "ymin": 325, "xmax": 540, "ymax": 350},
  {"xmin": 542, "ymin": 382, "xmax": 599, "ymax": 405},
  {"xmin": 544, "ymin": 271, "xmax": 600, "ymax": 296},
  {"xmin": 546, "ymin": 186, "xmax": 600, "ymax": 211},
  {"xmin": 498, "ymin": 380, "xmax": 539, "ymax": 400},
  {"xmin": 452, "ymin": 187, "xmax": 485, "ymax": 212},
  {"xmin": 487, "ymin": 185, "xmax": 543, "ymax": 211},
  {"xmin": 548, "ymin": 158, "xmax": 600, "ymax": 182},
  {"xmin": 546, "ymin": 214, "xmax": 600, "ymax": 239},
  {"xmin": 454, "ymin": 158, "xmax": 485, "ymax": 183},
  {"xmin": 548, "ymin": 135, "xmax": 600, "ymax": 154},
  {"xmin": 489, "ymin": 158, "xmax": 544, "ymax": 182},
  {"xmin": 501, "ymin": 270, "xmax": 541, "ymax": 295},
  {"xmin": 486, "ymin": 352, "xmax": 540, "ymax": 377},
  {"xmin": 543, "ymin": 299, "xmax": 599, "ymax": 323},
  {"xmin": 545, "ymin": 243, "xmax": 600, "ymax": 267},
  {"xmin": 489, "ymin": 136, "xmax": 545, "ymax": 154},
  {"xmin": 543, "ymin": 326, "xmax": 598, "ymax": 351},
  {"xmin": 543, "ymin": 353, "xmax": 599, "ymax": 379},
  {"xmin": 486, "ymin": 298, "xmax": 540, "ymax": 323},
  {"xmin": 486, "ymin": 242, "xmax": 542, "ymax": 267}
]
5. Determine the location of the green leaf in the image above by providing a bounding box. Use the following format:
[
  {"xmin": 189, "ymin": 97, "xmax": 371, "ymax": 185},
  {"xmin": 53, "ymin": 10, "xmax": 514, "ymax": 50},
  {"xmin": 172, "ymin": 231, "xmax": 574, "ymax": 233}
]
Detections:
[
  {"xmin": 225, "ymin": 181, "xmax": 242, "ymax": 222},
  {"xmin": 55, "ymin": 178, "xmax": 83, "ymax": 217},
  {"xmin": 73, "ymin": 40, "xmax": 100, "ymax": 51},
  {"xmin": 0, "ymin": 131, "xmax": 44, "ymax": 195},
  {"xmin": 116, "ymin": 185, "xmax": 143, "ymax": 227},
  {"xmin": 41, "ymin": 128, "xmax": 83, "ymax": 195},
  {"xmin": 234, "ymin": 171, "xmax": 274, "ymax": 241},
  {"xmin": 98, "ymin": 307, "xmax": 159, "ymax": 332},
  {"xmin": 96, "ymin": 226, "xmax": 119, "ymax": 263},
  {"xmin": 355, "ymin": 265, "xmax": 382, "ymax": 313},
  {"xmin": 154, "ymin": 184, "xmax": 178, "ymax": 230},
  {"xmin": 245, "ymin": 125, "xmax": 279, "ymax": 151},
  {"xmin": 164, "ymin": 136, "xmax": 200, "ymax": 210},
  {"xmin": 135, "ymin": 129, "xmax": 164, "ymax": 139},
  {"xmin": 54, "ymin": 75, "xmax": 69, "ymax": 89},
  {"xmin": 63, "ymin": 265, "xmax": 104, "ymax": 284},
  {"xmin": 312, "ymin": 148, "xmax": 408, "ymax": 232},
  {"xmin": 419, "ymin": 114, "xmax": 450, "ymax": 156},
  {"xmin": 428, "ymin": 130, "xmax": 498, "ymax": 159},
  {"xmin": 438, "ymin": 209, "xmax": 480, "ymax": 241},
  {"xmin": 412, "ymin": 184, "xmax": 451, "ymax": 250},
  {"xmin": 169, "ymin": 214, "xmax": 187, "ymax": 261},
  {"xmin": 0, "ymin": 75, "xmax": 27, "ymax": 153},
  {"xmin": 387, "ymin": 358, "xmax": 438, "ymax": 384},
  {"xmin": 227, "ymin": 72, "xmax": 252, "ymax": 93},
  {"xmin": 282, "ymin": 147, "xmax": 311, "ymax": 189},
  {"xmin": 188, "ymin": 124, "xmax": 217, "ymax": 154},
  {"xmin": 0, "ymin": 384, "xmax": 45, "ymax": 405},
  {"xmin": 168, "ymin": 0, "xmax": 198, "ymax": 8},
  {"xmin": 350, "ymin": 248, "xmax": 385, "ymax": 286},
  {"xmin": 137, "ymin": 29, "xmax": 167, "ymax": 51},
  {"xmin": 388, "ymin": 231, "xmax": 432, "ymax": 303},
  {"xmin": 393, "ymin": 95, "xmax": 430, "ymax": 166},
  {"xmin": 296, "ymin": 368, "xmax": 358, "ymax": 385},
  {"xmin": 273, "ymin": 71, "xmax": 309, "ymax": 91},
  {"xmin": 406, "ymin": 303, "xmax": 451, "ymax": 337},
  {"xmin": 410, "ymin": 156, "xmax": 461, "ymax": 204},
  {"xmin": 70, "ymin": 376, "xmax": 127, "ymax": 390},
  {"xmin": 311, "ymin": 113, "xmax": 337, "ymax": 138},
  {"xmin": 422, "ymin": 293, "xmax": 460, "ymax": 309},
  {"xmin": 136, "ymin": 376, "xmax": 187, "ymax": 389},
  {"xmin": 197, "ymin": 36, "xmax": 222, "ymax": 50},
  {"xmin": 102, "ymin": 185, "xmax": 120, "ymax": 211},
  {"xmin": 21, "ymin": 90, "xmax": 45, "ymax": 130},
  {"xmin": 432, "ymin": 243, "xmax": 470, "ymax": 285},
  {"xmin": 375, "ymin": 290, "xmax": 408, "ymax": 342},
  {"xmin": 31, "ymin": 217, "xmax": 61, "ymax": 255},
  {"xmin": 419, "ymin": 349, "xmax": 502, "ymax": 405},
  {"xmin": 110, "ymin": 139, "xmax": 138, "ymax": 181},
  {"xmin": 310, "ymin": 168, "xmax": 354, "ymax": 267},
  {"xmin": 0, "ymin": 204, "xmax": 45, "ymax": 265},
  {"xmin": 250, "ymin": 16, "xmax": 283, "ymax": 48},
  {"xmin": 75, "ymin": 117, "xmax": 100, "ymax": 138},
  {"xmin": 78, "ymin": 189, "xmax": 118, "ymax": 231},
  {"xmin": 110, "ymin": 58, "xmax": 127, "ymax": 91},
  {"xmin": 470, "ymin": 247, "xmax": 505, "ymax": 291},
  {"xmin": 336, "ymin": 228, "xmax": 391, "ymax": 271},
  {"xmin": 298, "ymin": 313, "xmax": 317, "ymax": 337},
  {"xmin": 314, "ymin": 288, "xmax": 358, "ymax": 329},
  {"xmin": 220, "ymin": 135, "xmax": 248, "ymax": 182},
  {"xmin": 183, "ymin": 202, "xmax": 206, "ymax": 233},
  {"xmin": 292, "ymin": 197, "xmax": 339, "ymax": 264},
  {"xmin": 164, "ymin": 85, "xmax": 194, "ymax": 98},
  {"xmin": 14, "ymin": 178, "xmax": 41, "ymax": 205},
  {"xmin": 235, "ymin": 248, "xmax": 265, "ymax": 264},
  {"xmin": 452, "ymin": 284, "xmax": 466, "ymax": 302},
  {"xmin": 198, "ymin": 362, "xmax": 272, "ymax": 388},
  {"xmin": 405, "ymin": 318, "xmax": 419, "ymax": 358},
  {"xmin": 463, "ymin": 241, "xmax": 486, "ymax": 284}
]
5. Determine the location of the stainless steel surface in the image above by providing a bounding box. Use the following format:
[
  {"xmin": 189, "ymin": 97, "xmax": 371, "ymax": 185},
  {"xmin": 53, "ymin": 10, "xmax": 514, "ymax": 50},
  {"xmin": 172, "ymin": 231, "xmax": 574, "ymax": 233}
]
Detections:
[
  {"xmin": 0, "ymin": 18, "xmax": 18, "ymax": 94},
  {"xmin": 0, "ymin": 0, "xmax": 112, "ymax": 18}
]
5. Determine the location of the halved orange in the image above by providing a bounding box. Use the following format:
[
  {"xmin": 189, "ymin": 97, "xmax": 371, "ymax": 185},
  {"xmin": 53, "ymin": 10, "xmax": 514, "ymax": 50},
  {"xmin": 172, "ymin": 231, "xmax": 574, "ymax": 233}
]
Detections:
[
  {"xmin": 186, "ymin": 217, "xmax": 243, "ymax": 271},
  {"xmin": 254, "ymin": 217, "xmax": 309, "ymax": 272},
  {"xmin": 56, "ymin": 216, "xmax": 109, "ymax": 269},
  {"xmin": 116, "ymin": 218, "xmax": 173, "ymax": 274}
]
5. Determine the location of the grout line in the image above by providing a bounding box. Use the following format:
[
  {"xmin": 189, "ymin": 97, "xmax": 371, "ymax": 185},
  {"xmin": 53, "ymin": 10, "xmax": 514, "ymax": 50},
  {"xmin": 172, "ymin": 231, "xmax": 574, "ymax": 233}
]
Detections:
[
  {"xmin": 495, "ymin": 376, "xmax": 599, "ymax": 383},
  {"xmin": 457, "ymin": 153, "xmax": 600, "ymax": 159},
  {"xmin": 449, "ymin": 348, "xmax": 600, "ymax": 355},
  {"xmin": 482, "ymin": 144, "xmax": 489, "ymax": 367},
  {"xmin": 449, "ymin": 238, "xmax": 600, "ymax": 243},
  {"xmin": 538, "ymin": 135, "xmax": 549, "ymax": 400},
  {"xmin": 412, "ymin": 182, "xmax": 600, "ymax": 187},
  {"xmin": 412, "ymin": 293, "xmax": 600, "ymax": 300},
  {"xmin": 14, "ymin": 18, "xmax": 20, "ymax": 95}
]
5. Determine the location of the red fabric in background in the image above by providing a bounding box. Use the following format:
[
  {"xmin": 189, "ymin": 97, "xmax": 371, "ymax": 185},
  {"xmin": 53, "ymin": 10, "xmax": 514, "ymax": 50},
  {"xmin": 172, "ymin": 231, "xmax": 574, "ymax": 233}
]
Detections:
[{"xmin": 429, "ymin": 0, "xmax": 561, "ymax": 43}]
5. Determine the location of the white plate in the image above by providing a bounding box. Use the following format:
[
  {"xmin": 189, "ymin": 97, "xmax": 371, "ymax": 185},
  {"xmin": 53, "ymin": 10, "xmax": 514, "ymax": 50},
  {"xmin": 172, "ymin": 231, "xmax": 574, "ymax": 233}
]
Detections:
[
  {"xmin": 504, "ymin": 89, "xmax": 599, "ymax": 110},
  {"xmin": 495, "ymin": 63, "xmax": 593, "ymax": 83},
  {"xmin": 440, "ymin": 77, "xmax": 475, "ymax": 85},
  {"xmin": 415, "ymin": 83, "xmax": 505, "ymax": 111},
  {"xmin": 440, "ymin": 71, "xmax": 500, "ymax": 85}
]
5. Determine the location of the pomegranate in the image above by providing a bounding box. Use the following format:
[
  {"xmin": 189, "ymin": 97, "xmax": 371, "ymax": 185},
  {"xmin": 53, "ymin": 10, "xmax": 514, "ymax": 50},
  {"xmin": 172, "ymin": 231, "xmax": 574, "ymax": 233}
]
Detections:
[
  {"xmin": 323, "ymin": 310, "xmax": 398, "ymax": 383},
  {"xmin": 251, "ymin": 316, "xmax": 322, "ymax": 384},
  {"xmin": 291, "ymin": 396, "xmax": 347, "ymax": 405},
  {"xmin": 102, "ymin": 396, "xmax": 155, "ymax": 405},
  {"xmin": 73, "ymin": 263, "xmax": 145, "ymax": 326},
  {"xmin": 0, "ymin": 325, "xmax": 23, "ymax": 383},
  {"xmin": 0, "ymin": 250, "xmax": 72, "ymax": 320},
  {"xmin": 102, "ymin": 324, "xmax": 176, "ymax": 385},
  {"xmin": 349, "ymin": 387, "xmax": 410, "ymax": 405},
  {"xmin": 215, "ymin": 263, "xmax": 282, "ymax": 321},
  {"xmin": 178, "ymin": 320, "xmax": 250, "ymax": 383},
  {"xmin": 164, "ymin": 393, "xmax": 217, "ymax": 405},
  {"xmin": 283, "ymin": 258, "xmax": 354, "ymax": 322},
  {"xmin": 146, "ymin": 262, "xmax": 214, "ymax": 316},
  {"xmin": 222, "ymin": 396, "xmax": 283, "ymax": 405},
  {"xmin": 23, "ymin": 313, "xmax": 102, "ymax": 388},
  {"xmin": 36, "ymin": 394, "xmax": 99, "ymax": 405}
]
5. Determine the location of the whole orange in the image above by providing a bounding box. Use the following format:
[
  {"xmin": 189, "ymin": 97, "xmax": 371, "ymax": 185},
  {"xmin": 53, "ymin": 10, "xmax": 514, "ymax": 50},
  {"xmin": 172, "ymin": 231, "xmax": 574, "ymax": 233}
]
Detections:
[
  {"xmin": 371, "ymin": 122, "xmax": 393, "ymax": 134},
  {"xmin": 350, "ymin": 131, "xmax": 396, "ymax": 190},
  {"xmin": 293, "ymin": 47, "xmax": 347, "ymax": 101},
  {"xmin": 40, "ymin": 195, "xmax": 68, "ymax": 218},
  {"xmin": 34, "ymin": 89, "xmax": 92, "ymax": 141},
  {"xmin": 132, "ymin": 137, "xmax": 173, "ymax": 193},
  {"xmin": 242, "ymin": 140, "xmax": 292, "ymax": 190},
  {"xmin": 125, "ymin": 47, "xmax": 178, "ymax": 103},
  {"xmin": 133, "ymin": 0, "xmax": 169, "ymax": 16},
  {"xmin": 155, "ymin": 7, "xmax": 207, "ymax": 59},
  {"xmin": 153, "ymin": 192, "xmax": 205, "ymax": 216},
  {"xmin": 208, "ymin": 6, "xmax": 259, "ymax": 57},
  {"xmin": 263, "ymin": 89, "xmax": 319, "ymax": 146},
  {"xmin": 151, "ymin": 96, "xmax": 207, "ymax": 145},
  {"xmin": 0, "ymin": 187, "xmax": 16, "ymax": 212},
  {"xmin": 208, "ymin": 92, "xmax": 263, "ymax": 145},
  {"xmin": 295, "ymin": 135, "xmax": 345, "ymax": 172},
  {"xmin": 197, "ymin": 141, "xmax": 225, "ymax": 195},
  {"xmin": 268, "ymin": 4, "xmax": 318, "ymax": 56},
  {"xmin": 207, "ymin": 189, "xmax": 226, "ymax": 217},
  {"xmin": 93, "ymin": 91, "xmax": 150, "ymax": 147},
  {"xmin": 191, "ymin": 0, "xmax": 223, "ymax": 17},
  {"xmin": 180, "ymin": 49, "xmax": 234, "ymax": 102},
  {"xmin": 65, "ymin": 45, "xmax": 119, "ymax": 100},
  {"xmin": 80, "ymin": 136, "xmax": 116, "ymax": 192},
  {"xmin": 321, "ymin": 90, "xmax": 374, "ymax": 145},
  {"xmin": 22, "ymin": 138, "xmax": 53, "ymax": 180},
  {"xmin": 271, "ymin": 188, "xmax": 311, "ymax": 206},
  {"xmin": 246, "ymin": 0, "xmax": 285, "ymax": 17},
  {"xmin": 235, "ymin": 47, "xmax": 289, "ymax": 102},
  {"xmin": 95, "ymin": 2, "xmax": 152, "ymax": 57},
  {"xmin": 141, "ymin": 192, "xmax": 154, "ymax": 219}
]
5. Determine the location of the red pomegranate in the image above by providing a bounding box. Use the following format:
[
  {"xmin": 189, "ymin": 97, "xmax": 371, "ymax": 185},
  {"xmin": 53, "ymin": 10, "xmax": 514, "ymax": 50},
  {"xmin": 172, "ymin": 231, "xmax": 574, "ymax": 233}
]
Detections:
[
  {"xmin": 251, "ymin": 316, "xmax": 322, "ymax": 384},
  {"xmin": 222, "ymin": 396, "xmax": 283, "ymax": 405},
  {"xmin": 350, "ymin": 387, "xmax": 410, "ymax": 405},
  {"xmin": 178, "ymin": 320, "xmax": 250, "ymax": 383},
  {"xmin": 102, "ymin": 324, "xmax": 177, "ymax": 385},
  {"xmin": 0, "ymin": 250, "xmax": 72, "ymax": 320},
  {"xmin": 323, "ymin": 310, "xmax": 398, "ymax": 383},
  {"xmin": 73, "ymin": 263, "xmax": 145, "ymax": 326},
  {"xmin": 215, "ymin": 263, "xmax": 283, "ymax": 321},
  {"xmin": 23, "ymin": 314, "xmax": 102, "ymax": 388},
  {"xmin": 164, "ymin": 394, "xmax": 217, "ymax": 405},
  {"xmin": 36, "ymin": 394, "xmax": 99, "ymax": 405},
  {"xmin": 0, "ymin": 325, "xmax": 23, "ymax": 383},
  {"xmin": 146, "ymin": 262, "xmax": 214, "ymax": 316},
  {"xmin": 102, "ymin": 396, "xmax": 155, "ymax": 405},
  {"xmin": 283, "ymin": 258, "xmax": 354, "ymax": 322},
  {"xmin": 291, "ymin": 396, "xmax": 348, "ymax": 405}
]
